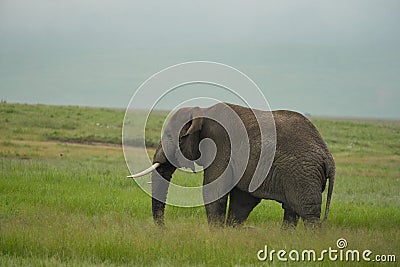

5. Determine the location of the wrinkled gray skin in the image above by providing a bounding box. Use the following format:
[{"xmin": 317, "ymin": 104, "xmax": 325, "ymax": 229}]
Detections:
[{"xmin": 151, "ymin": 103, "xmax": 335, "ymax": 228}]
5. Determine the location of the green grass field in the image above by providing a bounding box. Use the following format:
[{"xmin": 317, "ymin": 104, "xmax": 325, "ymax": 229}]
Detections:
[{"xmin": 0, "ymin": 102, "xmax": 399, "ymax": 266}]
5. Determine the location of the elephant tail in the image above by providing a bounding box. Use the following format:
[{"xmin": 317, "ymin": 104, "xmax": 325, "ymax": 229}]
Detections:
[{"xmin": 322, "ymin": 163, "xmax": 335, "ymax": 224}]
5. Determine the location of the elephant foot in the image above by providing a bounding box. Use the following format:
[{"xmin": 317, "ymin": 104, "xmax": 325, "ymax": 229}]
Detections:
[
  {"xmin": 303, "ymin": 217, "xmax": 322, "ymax": 230},
  {"xmin": 207, "ymin": 218, "xmax": 226, "ymax": 228},
  {"xmin": 243, "ymin": 225, "xmax": 257, "ymax": 230},
  {"xmin": 281, "ymin": 221, "xmax": 297, "ymax": 230}
]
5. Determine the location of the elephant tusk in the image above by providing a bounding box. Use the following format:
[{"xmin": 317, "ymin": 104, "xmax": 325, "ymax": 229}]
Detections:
[{"xmin": 127, "ymin": 163, "xmax": 161, "ymax": 178}]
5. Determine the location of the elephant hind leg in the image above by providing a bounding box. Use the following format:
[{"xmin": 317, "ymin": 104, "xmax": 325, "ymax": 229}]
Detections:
[
  {"xmin": 227, "ymin": 187, "xmax": 261, "ymax": 227},
  {"xmin": 281, "ymin": 203, "xmax": 300, "ymax": 229},
  {"xmin": 300, "ymin": 203, "xmax": 322, "ymax": 229},
  {"xmin": 285, "ymin": 180, "xmax": 323, "ymax": 229}
]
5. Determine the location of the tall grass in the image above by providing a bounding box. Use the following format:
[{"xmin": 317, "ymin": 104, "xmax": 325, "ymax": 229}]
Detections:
[{"xmin": 0, "ymin": 103, "xmax": 399, "ymax": 266}]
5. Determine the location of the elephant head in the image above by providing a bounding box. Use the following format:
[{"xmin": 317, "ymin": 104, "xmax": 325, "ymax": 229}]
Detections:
[
  {"xmin": 158, "ymin": 106, "xmax": 204, "ymax": 170},
  {"xmin": 129, "ymin": 106, "xmax": 210, "ymax": 225}
]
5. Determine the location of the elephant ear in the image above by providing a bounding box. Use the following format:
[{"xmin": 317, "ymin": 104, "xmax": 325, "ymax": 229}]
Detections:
[{"xmin": 183, "ymin": 107, "xmax": 203, "ymax": 136}]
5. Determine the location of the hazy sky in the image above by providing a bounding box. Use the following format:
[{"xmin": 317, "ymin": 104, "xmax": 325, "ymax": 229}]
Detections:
[{"xmin": 1, "ymin": 0, "xmax": 399, "ymax": 118}]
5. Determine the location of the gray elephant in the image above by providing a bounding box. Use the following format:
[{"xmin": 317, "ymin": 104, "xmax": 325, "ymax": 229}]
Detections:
[{"xmin": 129, "ymin": 103, "xmax": 335, "ymax": 228}]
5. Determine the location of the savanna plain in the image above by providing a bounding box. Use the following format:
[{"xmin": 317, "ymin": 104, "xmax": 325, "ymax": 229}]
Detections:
[{"xmin": 0, "ymin": 102, "xmax": 399, "ymax": 266}]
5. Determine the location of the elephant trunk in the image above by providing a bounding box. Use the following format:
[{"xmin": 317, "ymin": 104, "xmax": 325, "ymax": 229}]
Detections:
[
  {"xmin": 151, "ymin": 143, "xmax": 176, "ymax": 226},
  {"xmin": 151, "ymin": 163, "xmax": 176, "ymax": 226}
]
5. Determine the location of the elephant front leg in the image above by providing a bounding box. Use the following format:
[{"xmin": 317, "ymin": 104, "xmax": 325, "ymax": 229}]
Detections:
[
  {"xmin": 227, "ymin": 187, "xmax": 261, "ymax": 226},
  {"xmin": 202, "ymin": 168, "xmax": 230, "ymax": 227},
  {"xmin": 204, "ymin": 195, "xmax": 228, "ymax": 227}
]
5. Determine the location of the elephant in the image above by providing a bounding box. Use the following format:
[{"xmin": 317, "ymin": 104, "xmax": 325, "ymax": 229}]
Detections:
[{"xmin": 129, "ymin": 102, "xmax": 335, "ymax": 228}]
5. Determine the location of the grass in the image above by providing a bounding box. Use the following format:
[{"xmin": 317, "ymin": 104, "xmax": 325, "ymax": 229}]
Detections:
[{"xmin": 0, "ymin": 102, "xmax": 399, "ymax": 266}]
